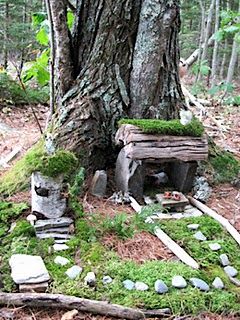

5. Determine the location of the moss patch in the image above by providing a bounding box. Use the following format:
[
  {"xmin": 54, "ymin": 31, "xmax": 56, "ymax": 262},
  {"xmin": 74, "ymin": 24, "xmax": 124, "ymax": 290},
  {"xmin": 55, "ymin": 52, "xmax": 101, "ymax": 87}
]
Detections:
[
  {"xmin": 0, "ymin": 141, "xmax": 78, "ymax": 196},
  {"xmin": 119, "ymin": 118, "xmax": 204, "ymax": 137}
]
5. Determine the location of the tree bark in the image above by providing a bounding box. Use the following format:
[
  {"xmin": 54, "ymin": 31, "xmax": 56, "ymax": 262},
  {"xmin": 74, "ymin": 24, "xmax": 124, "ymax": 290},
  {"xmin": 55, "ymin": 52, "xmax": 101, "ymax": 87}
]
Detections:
[
  {"xmin": 49, "ymin": 0, "xmax": 185, "ymax": 169},
  {"xmin": 210, "ymin": 0, "xmax": 220, "ymax": 87}
]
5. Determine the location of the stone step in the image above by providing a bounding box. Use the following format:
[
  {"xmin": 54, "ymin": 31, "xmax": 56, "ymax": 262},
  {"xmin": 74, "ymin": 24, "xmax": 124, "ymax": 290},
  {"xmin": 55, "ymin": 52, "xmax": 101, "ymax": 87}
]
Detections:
[
  {"xmin": 36, "ymin": 227, "xmax": 70, "ymax": 234},
  {"xmin": 36, "ymin": 232, "xmax": 72, "ymax": 240},
  {"xmin": 35, "ymin": 217, "xmax": 73, "ymax": 231}
]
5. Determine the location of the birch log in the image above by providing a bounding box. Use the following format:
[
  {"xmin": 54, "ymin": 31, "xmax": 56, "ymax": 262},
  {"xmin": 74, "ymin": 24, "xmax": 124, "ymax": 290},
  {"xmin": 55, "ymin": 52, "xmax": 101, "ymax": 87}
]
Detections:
[
  {"xmin": 154, "ymin": 227, "xmax": 200, "ymax": 269},
  {"xmin": 188, "ymin": 196, "xmax": 240, "ymax": 246}
]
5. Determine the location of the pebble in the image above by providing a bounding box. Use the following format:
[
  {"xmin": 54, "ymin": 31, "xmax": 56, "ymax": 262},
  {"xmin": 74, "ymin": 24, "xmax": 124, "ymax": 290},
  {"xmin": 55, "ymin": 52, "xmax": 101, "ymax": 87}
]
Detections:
[
  {"xmin": 229, "ymin": 277, "xmax": 240, "ymax": 287},
  {"xmin": 123, "ymin": 279, "xmax": 135, "ymax": 290},
  {"xmin": 209, "ymin": 243, "xmax": 221, "ymax": 251},
  {"xmin": 193, "ymin": 231, "xmax": 207, "ymax": 241},
  {"xmin": 224, "ymin": 266, "xmax": 238, "ymax": 278},
  {"xmin": 102, "ymin": 276, "xmax": 113, "ymax": 285},
  {"xmin": 219, "ymin": 254, "xmax": 230, "ymax": 267},
  {"xmin": 154, "ymin": 280, "xmax": 169, "ymax": 294},
  {"xmin": 65, "ymin": 266, "xmax": 83, "ymax": 279},
  {"xmin": 135, "ymin": 281, "xmax": 149, "ymax": 291},
  {"xmin": 84, "ymin": 272, "xmax": 96, "ymax": 287},
  {"xmin": 53, "ymin": 244, "xmax": 69, "ymax": 251},
  {"xmin": 212, "ymin": 277, "xmax": 224, "ymax": 289},
  {"xmin": 54, "ymin": 256, "xmax": 70, "ymax": 266},
  {"xmin": 187, "ymin": 224, "xmax": 200, "ymax": 230},
  {"xmin": 189, "ymin": 278, "xmax": 210, "ymax": 291},
  {"xmin": 172, "ymin": 275, "xmax": 187, "ymax": 289}
]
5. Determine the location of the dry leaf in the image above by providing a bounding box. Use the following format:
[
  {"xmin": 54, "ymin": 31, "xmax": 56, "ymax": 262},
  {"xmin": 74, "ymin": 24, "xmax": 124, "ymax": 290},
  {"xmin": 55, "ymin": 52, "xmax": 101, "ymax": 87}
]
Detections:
[{"xmin": 61, "ymin": 309, "xmax": 78, "ymax": 320}]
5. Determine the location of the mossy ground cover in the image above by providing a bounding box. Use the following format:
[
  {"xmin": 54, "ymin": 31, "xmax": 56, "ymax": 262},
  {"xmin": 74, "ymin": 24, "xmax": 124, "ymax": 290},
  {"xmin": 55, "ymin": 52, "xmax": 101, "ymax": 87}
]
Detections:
[
  {"xmin": 119, "ymin": 118, "xmax": 204, "ymax": 137},
  {"xmin": 0, "ymin": 141, "xmax": 78, "ymax": 196},
  {"xmin": 1, "ymin": 201, "xmax": 240, "ymax": 315}
]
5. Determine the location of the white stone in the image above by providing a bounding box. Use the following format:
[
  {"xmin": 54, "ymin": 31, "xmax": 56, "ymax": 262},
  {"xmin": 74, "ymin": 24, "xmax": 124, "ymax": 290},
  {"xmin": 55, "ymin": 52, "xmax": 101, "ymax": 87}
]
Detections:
[
  {"xmin": 31, "ymin": 172, "xmax": 67, "ymax": 219},
  {"xmin": 135, "ymin": 281, "xmax": 149, "ymax": 291},
  {"xmin": 102, "ymin": 276, "xmax": 113, "ymax": 284},
  {"xmin": 54, "ymin": 256, "xmax": 70, "ymax": 266},
  {"xmin": 172, "ymin": 275, "xmax": 187, "ymax": 289},
  {"xmin": 90, "ymin": 170, "xmax": 107, "ymax": 197},
  {"xmin": 84, "ymin": 272, "xmax": 96, "ymax": 286},
  {"xmin": 65, "ymin": 266, "xmax": 83, "ymax": 279},
  {"xmin": 9, "ymin": 254, "xmax": 50, "ymax": 284},
  {"xmin": 212, "ymin": 277, "xmax": 224, "ymax": 289},
  {"xmin": 209, "ymin": 243, "xmax": 221, "ymax": 251},
  {"xmin": 53, "ymin": 244, "xmax": 69, "ymax": 251},
  {"xmin": 193, "ymin": 231, "xmax": 207, "ymax": 241},
  {"xmin": 187, "ymin": 224, "xmax": 200, "ymax": 230}
]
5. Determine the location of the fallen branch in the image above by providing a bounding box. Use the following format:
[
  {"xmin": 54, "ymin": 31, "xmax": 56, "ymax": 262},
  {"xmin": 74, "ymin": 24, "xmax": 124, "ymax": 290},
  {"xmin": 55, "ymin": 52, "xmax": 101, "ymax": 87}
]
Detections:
[
  {"xmin": 188, "ymin": 196, "xmax": 240, "ymax": 247},
  {"xmin": 0, "ymin": 146, "xmax": 21, "ymax": 168},
  {"xmin": 154, "ymin": 227, "xmax": 199, "ymax": 269},
  {"xmin": 0, "ymin": 292, "xmax": 171, "ymax": 319}
]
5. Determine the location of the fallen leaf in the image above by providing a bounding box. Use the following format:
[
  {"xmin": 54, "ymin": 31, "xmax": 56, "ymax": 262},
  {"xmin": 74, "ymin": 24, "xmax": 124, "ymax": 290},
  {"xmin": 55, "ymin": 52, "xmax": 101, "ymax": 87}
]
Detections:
[{"xmin": 61, "ymin": 309, "xmax": 79, "ymax": 320}]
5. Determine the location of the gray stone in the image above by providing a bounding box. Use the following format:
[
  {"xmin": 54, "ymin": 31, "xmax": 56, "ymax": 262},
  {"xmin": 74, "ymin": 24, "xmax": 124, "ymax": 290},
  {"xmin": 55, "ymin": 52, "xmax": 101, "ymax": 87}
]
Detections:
[
  {"xmin": 35, "ymin": 218, "xmax": 73, "ymax": 231},
  {"xmin": 65, "ymin": 266, "xmax": 83, "ymax": 279},
  {"xmin": 212, "ymin": 277, "xmax": 224, "ymax": 289},
  {"xmin": 135, "ymin": 281, "xmax": 149, "ymax": 291},
  {"xmin": 172, "ymin": 275, "xmax": 187, "ymax": 289},
  {"xmin": 37, "ymin": 227, "xmax": 70, "ymax": 234},
  {"xmin": 55, "ymin": 239, "xmax": 69, "ymax": 244},
  {"xmin": 123, "ymin": 279, "xmax": 135, "ymax": 290},
  {"xmin": 102, "ymin": 276, "xmax": 113, "ymax": 285},
  {"xmin": 19, "ymin": 282, "xmax": 49, "ymax": 293},
  {"xmin": 209, "ymin": 243, "xmax": 221, "ymax": 251},
  {"xmin": 219, "ymin": 254, "xmax": 230, "ymax": 267},
  {"xmin": 31, "ymin": 172, "xmax": 67, "ymax": 218},
  {"xmin": 193, "ymin": 176, "xmax": 212, "ymax": 203},
  {"xmin": 115, "ymin": 147, "xmax": 145, "ymax": 199},
  {"xmin": 53, "ymin": 244, "xmax": 69, "ymax": 251},
  {"xmin": 169, "ymin": 161, "xmax": 198, "ymax": 193},
  {"xmin": 187, "ymin": 224, "xmax": 200, "ymax": 230},
  {"xmin": 37, "ymin": 233, "xmax": 72, "ymax": 240},
  {"xmin": 189, "ymin": 278, "xmax": 210, "ymax": 291},
  {"xmin": 229, "ymin": 276, "xmax": 240, "ymax": 287},
  {"xmin": 154, "ymin": 280, "xmax": 169, "ymax": 294},
  {"xmin": 193, "ymin": 231, "xmax": 207, "ymax": 241},
  {"xmin": 90, "ymin": 170, "xmax": 107, "ymax": 197},
  {"xmin": 54, "ymin": 256, "xmax": 70, "ymax": 266},
  {"xmin": 224, "ymin": 266, "xmax": 238, "ymax": 278},
  {"xmin": 84, "ymin": 272, "xmax": 96, "ymax": 287},
  {"xmin": 9, "ymin": 254, "xmax": 50, "ymax": 284}
]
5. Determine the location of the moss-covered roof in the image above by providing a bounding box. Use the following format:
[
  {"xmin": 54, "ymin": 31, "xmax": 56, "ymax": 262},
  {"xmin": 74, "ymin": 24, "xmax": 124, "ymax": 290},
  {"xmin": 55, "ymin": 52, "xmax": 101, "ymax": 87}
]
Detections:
[{"xmin": 118, "ymin": 118, "xmax": 204, "ymax": 137}]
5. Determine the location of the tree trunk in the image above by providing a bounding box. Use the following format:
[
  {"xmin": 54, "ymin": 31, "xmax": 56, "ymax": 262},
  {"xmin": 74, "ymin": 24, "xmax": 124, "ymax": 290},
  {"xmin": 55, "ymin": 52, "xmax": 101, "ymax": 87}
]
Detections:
[
  {"xmin": 210, "ymin": 0, "xmax": 220, "ymax": 87},
  {"xmin": 197, "ymin": 0, "xmax": 215, "ymax": 82},
  {"xmin": 49, "ymin": 0, "xmax": 185, "ymax": 170}
]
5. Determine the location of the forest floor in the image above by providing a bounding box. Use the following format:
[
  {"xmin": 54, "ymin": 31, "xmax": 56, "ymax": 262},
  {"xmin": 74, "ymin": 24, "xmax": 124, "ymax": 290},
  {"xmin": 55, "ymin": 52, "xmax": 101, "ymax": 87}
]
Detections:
[{"xmin": 0, "ymin": 102, "xmax": 240, "ymax": 320}]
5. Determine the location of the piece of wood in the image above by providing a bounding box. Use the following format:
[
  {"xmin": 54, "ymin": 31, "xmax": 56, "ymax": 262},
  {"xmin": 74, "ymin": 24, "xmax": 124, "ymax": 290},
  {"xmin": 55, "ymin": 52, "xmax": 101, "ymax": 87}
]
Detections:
[
  {"xmin": 0, "ymin": 293, "xmax": 170, "ymax": 319},
  {"xmin": 0, "ymin": 293, "xmax": 141, "ymax": 319},
  {"xmin": 154, "ymin": 227, "xmax": 199, "ymax": 269},
  {"xmin": 156, "ymin": 193, "xmax": 189, "ymax": 209},
  {"xmin": 0, "ymin": 146, "xmax": 21, "ymax": 168},
  {"xmin": 188, "ymin": 196, "xmax": 240, "ymax": 247},
  {"xmin": 129, "ymin": 196, "xmax": 142, "ymax": 213}
]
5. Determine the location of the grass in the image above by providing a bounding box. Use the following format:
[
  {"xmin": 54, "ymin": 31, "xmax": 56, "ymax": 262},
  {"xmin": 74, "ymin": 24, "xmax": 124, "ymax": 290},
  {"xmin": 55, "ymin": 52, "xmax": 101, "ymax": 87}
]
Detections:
[
  {"xmin": 0, "ymin": 141, "xmax": 78, "ymax": 196},
  {"xmin": 118, "ymin": 118, "xmax": 204, "ymax": 137},
  {"xmin": 1, "ymin": 199, "xmax": 240, "ymax": 315}
]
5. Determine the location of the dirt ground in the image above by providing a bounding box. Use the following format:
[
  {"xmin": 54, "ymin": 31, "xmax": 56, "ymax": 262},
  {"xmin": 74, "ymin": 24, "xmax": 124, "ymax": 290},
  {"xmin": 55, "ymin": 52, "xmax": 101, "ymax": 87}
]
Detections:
[{"xmin": 0, "ymin": 103, "xmax": 240, "ymax": 320}]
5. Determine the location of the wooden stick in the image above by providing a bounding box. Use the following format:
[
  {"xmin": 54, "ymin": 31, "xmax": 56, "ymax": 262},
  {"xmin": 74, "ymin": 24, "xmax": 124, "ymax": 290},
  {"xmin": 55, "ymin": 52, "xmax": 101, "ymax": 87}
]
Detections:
[
  {"xmin": 0, "ymin": 293, "xmax": 170, "ymax": 319},
  {"xmin": 188, "ymin": 196, "xmax": 240, "ymax": 247},
  {"xmin": 154, "ymin": 227, "xmax": 199, "ymax": 269},
  {"xmin": 129, "ymin": 196, "xmax": 142, "ymax": 213}
]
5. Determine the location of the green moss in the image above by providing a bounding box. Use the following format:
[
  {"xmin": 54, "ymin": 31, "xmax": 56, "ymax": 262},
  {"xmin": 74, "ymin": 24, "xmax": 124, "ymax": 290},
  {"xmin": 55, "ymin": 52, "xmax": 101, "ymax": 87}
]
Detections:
[
  {"xmin": 209, "ymin": 151, "xmax": 240, "ymax": 183},
  {"xmin": 0, "ymin": 141, "xmax": 78, "ymax": 196},
  {"xmin": 119, "ymin": 118, "xmax": 204, "ymax": 137}
]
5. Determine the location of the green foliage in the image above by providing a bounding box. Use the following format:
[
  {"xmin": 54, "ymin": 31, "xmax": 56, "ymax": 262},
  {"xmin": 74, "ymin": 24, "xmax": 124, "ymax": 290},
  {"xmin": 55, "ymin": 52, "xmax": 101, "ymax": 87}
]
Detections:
[
  {"xmin": 208, "ymin": 83, "xmax": 234, "ymax": 96},
  {"xmin": 119, "ymin": 118, "xmax": 204, "ymax": 137},
  {"xmin": 69, "ymin": 167, "xmax": 85, "ymax": 197},
  {"xmin": 215, "ymin": 10, "xmax": 240, "ymax": 42},
  {"xmin": 23, "ymin": 49, "xmax": 50, "ymax": 86},
  {"xmin": 67, "ymin": 10, "xmax": 74, "ymax": 29},
  {"xmin": 209, "ymin": 151, "xmax": 240, "ymax": 183},
  {"xmin": 99, "ymin": 213, "xmax": 135, "ymax": 239},
  {"xmin": 0, "ymin": 201, "xmax": 28, "ymax": 237},
  {"xmin": 192, "ymin": 60, "xmax": 211, "ymax": 76},
  {"xmin": 224, "ymin": 95, "xmax": 240, "ymax": 106},
  {"xmin": 9, "ymin": 220, "xmax": 35, "ymax": 238},
  {"xmin": 0, "ymin": 72, "xmax": 49, "ymax": 105},
  {"xmin": 0, "ymin": 141, "xmax": 78, "ymax": 196}
]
